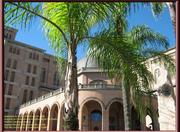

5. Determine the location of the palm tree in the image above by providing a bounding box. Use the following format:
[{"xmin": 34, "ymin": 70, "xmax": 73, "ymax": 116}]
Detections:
[
  {"xmin": 88, "ymin": 24, "xmax": 174, "ymax": 130},
  {"xmin": 4, "ymin": 2, "xmax": 128, "ymax": 130}
]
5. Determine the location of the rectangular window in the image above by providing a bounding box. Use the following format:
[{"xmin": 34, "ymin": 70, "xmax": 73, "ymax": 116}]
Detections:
[
  {"xmin": 33, "ymin": 53, "xmax": 36, "ymax": 60},
  {"xmin": 6, "ymin": 98, "xmax": 11, "ymax": 109},
  {"xmin": 36, "ymin": 54, "xmax": 39, "ymax": 60},
  {"xmin": 12, "ymin": 60, "xmax": 17, "ymax": 69},
  {"xmin": 17, "ymin": 49, "xmax": 20, "ymax": 55},
  {"xmin": 40, "ymin": 68, "xmax": 46, "ymax": 83},
  {"xmin": 33, "ymin": 66, "xmax": 37, "ymax": 74},
  {"xmin": 13, "ymin": 48, "xmax": 16, "ymax": 54},
  {"xmin": 25, "ymin": 76, "xmax": 29, "ymax": 85},
  {"xmin": 22, "ymin": 90, "xmax": 27, "ymax": 103},
  {"xmin": 29, "ymin": 91, "xmax": 34, "ymax": 101},
  {"xmin": 27, "ymin": 64, "xmax": 31, "ymax": 73},
  {"xmin": 29, "ymin": 52, "xmax": 32, "ymax": 59},
  {"xmin": 10, "ymin": 71, "xmax": 15, "ymax": 82},
  {"xmin": 5, "ymin": 70, "xmax": 9, "ymax": 81},
  {"xmin": 9, "ymin": 46, "xmax": 12, "ymax": 53},
  {"xmin": 6, "ymin": 59, "xmax": 11, "ymax": 68},
  {"xmin": 4, "ymin": 83, "xmax": 7, "ymax": 94},
  {"xmin": 31, "ymin": 77, "xmax": 35, "ymax": 86},
  {"xmin": 8, "ymin": 84, "xmax": 13, "ymax": 95}
]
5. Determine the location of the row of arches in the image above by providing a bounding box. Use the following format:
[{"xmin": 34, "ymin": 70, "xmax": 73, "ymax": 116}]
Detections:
[{"xmin": 17, "ymin": 99, "xmax": 158, "ymax": 131}]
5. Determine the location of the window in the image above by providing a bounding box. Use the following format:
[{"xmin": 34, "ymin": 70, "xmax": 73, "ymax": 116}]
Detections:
[
  {"xmin": 12, "ymin": 60, "xmax": 17, "ymax": 69},
  {"xmin": 13, "ymin": 48, "xmax": 16, "ymax": 54},
  {"xmin": 40, "ymin": 68, "xmax": 46, "ymax": 83},
  {"xmin": 10, "ymin": 71, "xmax": 15, "ymax": 82},
  {"xmin": 154, "ymin": 68, "xmax": 160, "ymax": 83},
  {"xmin": 31, "ymin": 77, "xmax": 35, "ymax": 86},
  {"xmin": 4, "ymin": 83, "xmax": 7, "ymax": 94},
  {"xmin": 25, "ymin": 76, "xmax": 29, "ymax": 85},
  {"xmin": 6, "ymin": 59, "xmax": 11, "ymax": 68},
  {"xmin": 6, "ymin": 98, "xmax": 11, "ymax": 109},
  {"xmin": 53, "ymin": 72, "xmax": 59, "ymax": 86},
  {"xmin": 17, "ymin": 49, "xmax": 20, "ymax": 55},
  {"xmin": 8, "ymin": 84, "xmax": 13, "ymax": 95},
  {"xmin": 5, "ymin": 70, "xmax": 9, "ymax": 81},
  {"xmin": 33, "ymin": 53, "xmax": 36, "ymax": 60},
  {"xmin": 9, "ymin": 46, "xmax": 13, "ymax": 53},
  {"xmin": 89, "ymin": 80, "xmax": 107, "ymax": 88},
  {"xmin": 27, "ymin": 64, "xmax": 31, "ymax": 73},
  {"xmin": 33, "ymin": 66, "xmax": 37, "ymax": 74},
  {"xmin": 22, "ymin": 90, "xmax": 28, "ymax": 103},
  {"xmin": 29, "ymin": 91, "xmax": 33, "ymax": 100},
  {"xmin": 29, "ymin": 52, "xmax": 32, "ymax": 59},
  {"xmin": 43, "ymin": 58, "xmax": 50, "ymax": 63},
  {"xmin": 36, "ymin": 54, "xmax": 39, "ymax": 60}
]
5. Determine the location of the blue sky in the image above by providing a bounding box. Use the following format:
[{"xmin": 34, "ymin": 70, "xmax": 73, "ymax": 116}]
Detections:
[{"xmin": 13, "ymin": 4, "xmax": 175, "ymax": 60}]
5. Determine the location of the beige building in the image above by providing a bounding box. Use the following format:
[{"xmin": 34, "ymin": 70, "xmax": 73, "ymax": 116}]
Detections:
[
  {"xmin": 4, "ymin": 27, "xmax": 64, "ymax": 115},
  {"xmin": 4, "ymin": 27, "xmax": 176, "ymax": 131}
]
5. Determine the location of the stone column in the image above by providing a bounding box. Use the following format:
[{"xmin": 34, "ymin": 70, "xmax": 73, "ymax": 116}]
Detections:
[
  {"xmin": 57, "ymin": 109, "xmax": 61, "ymax": 130},
  {"xmin": 152, "ymin": 111, "xmax": 160, "ymax": 130},
  {"xmin": 31, "ymin": 113, "xmax": 35, "ymax": 131},
  {"xmin": 102, "ymin": 110, "xmax": 109, "ymax": 131},
  {"xmin": 19, "ymin": 116, "xmax": 23, "ymax": 131},
  {"xmin": 47, "ymin": 110, "xmax": 51, "ymax": 130},
  {"xmin": 78, "ymin": 109, "xmax": 82, "ymax": 130},
  {"xmin": 140, "ymin": 116, "xmax": 146, "ymax": 130},
  {"xmin": 25, "ymin": 114, "xmax": 29, "ymax": 130},
  {"xmin": 38, "ymin": 111, "xmax": 43, "ymax": 130}
]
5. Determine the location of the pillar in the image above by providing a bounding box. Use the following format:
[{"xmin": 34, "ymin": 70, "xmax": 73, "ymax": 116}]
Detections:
[
  {"xmin": 102, "ymin": 110, "xmax": 109, "ymax": 131},
  {"xmin": 31, "ymin": 113, "xmax": 35, "ymax": 131},
  {"xmin": 152, "ymin": 111, "xmax": 160, "ymax": 130},
  {"xmin": 39, "ymin": 111, "xmax": 43, "ymax": 130},
  {"xmin": 25, "ymin": 114, "xmax": 29, "ymax": 130},
  {"xmin": 20, "ymin": 115, "xmax": 24, "ymax": 130},
  {"xmin": 47, "ymin": 110, "xmax": 51, "ymax": 130},
  {"xmin": 56, "ymin": 109, "xmax": 61, "ymax": 130}
]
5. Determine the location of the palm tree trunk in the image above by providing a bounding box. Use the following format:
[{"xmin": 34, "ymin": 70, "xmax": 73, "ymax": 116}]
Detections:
[
  {"xmin": 64, "ymin": 46, "xmax": 79, "ymax": 130},
  {"xmin": 122, "ymin": 75, "xmax": 131, "ymax": 130},
  {"xmin": 166, "ymin": 2, "xmax": 176, "ymax": 35}
]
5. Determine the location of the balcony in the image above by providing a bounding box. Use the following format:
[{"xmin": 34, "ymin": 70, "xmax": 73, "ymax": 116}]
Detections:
[{"xmin": 78, "ymin": 84, "xmax": 121, "ymax": 90}]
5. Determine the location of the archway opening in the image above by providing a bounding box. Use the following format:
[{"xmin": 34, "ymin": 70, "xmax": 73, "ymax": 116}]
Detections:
[
  {"xmin": 16, "ymin": 115, "xmax": 22, "ymax": 131},
  {"xmin": 81, "ymin": 100, "xmax": 102, "ymax": 131},
  {"xmin": 27, "ymin": 112, "xmax": 33, "ymax": 131},
  {"xmin": 50, "ymin": 104, "xmax": 58, "ymax": 131},
  {"xmin": 146, "ymin": 115, "xmax": 153, "ymax": 130},
  {"xmin": 41, "ymin": 107, "xmax": 49, "ymax": 130},
  {"xmin": 109, "ymin": 102, "xmax": 124, "ymax": 130},
  {"xmin": 131, "ymin": 107, "xmax": 141, "ymax": 130},
  {"xmin": 34, "ymin": 109, "xmax": 40, "ymax": 130},
  {"xmin": 22, "ymin": 113, "xmax": 27, "ymax": 130}
]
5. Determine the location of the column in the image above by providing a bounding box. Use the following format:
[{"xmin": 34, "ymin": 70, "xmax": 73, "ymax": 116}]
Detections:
[
  {"xmin": 31, "ymin": 113, "xmax": 35, "ymax": 131},
  {"xmin": 25, "ymin": 114, "xmax": 29, "ymax": 130},
  {"xmin": 47, "ymin": 110, "xmax": 51, "ymax": 130},
  {"xmin": 56, "ymin": 109, "xmax": 61, "ymax": 130},
  {"xmin": 102, "ymin": 110, "xmax": 109, "ymax": 131},
  {"xmin": 152, "ymin": 111, "xmax": 160, "ymax": 130},
  {"xmin": 140, "ymin": 116, "xmax": 146, "ymax": 130},
  {"xmin": 38, "ymin": 111, "xmax": 43, "ymax": 130},
  {"xmin": 20, "ymin": 116, "xmax": 24, "ymax": 130},
  {"xmin": 78, "ymin": 109, "xmax": 82, "ymax": 130}
]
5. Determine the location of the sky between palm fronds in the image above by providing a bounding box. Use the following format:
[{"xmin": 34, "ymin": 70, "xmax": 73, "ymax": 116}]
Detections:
[{"xmin": 10, "ymin": 3, "xmax": 175, "ymax": 60}]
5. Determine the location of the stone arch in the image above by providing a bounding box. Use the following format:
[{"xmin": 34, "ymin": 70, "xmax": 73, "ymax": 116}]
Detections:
[
  {"xmin": 49, "ymin": 103, "xmax": 60, "ymax": 130},
  {"xmin": 34, "ymin": 108, "xmax": 41, "ymax": 130},
  {"xmin": 26, "ymin": 111, "xmax": 34, "ymax": 131},
  {"xmin": 108, "ymin": 101, "xmax": 124, "ymax": 130},
  {"xmin": 16, "ymin": 114, "xmax": 22, "ymax": 130},
  {"xmin": 106, "ymin": 98, "xmax": 123, "ymax": 110},
  {"xmin": 80, "ymin": 97, "xmax": 105, "ymax": 112},
  {"xmin": 41, "ymin": 105, "xmax": 50, "ymax": 130},
  {"xmin": 80, "ymin": 99, "xmax": 103, "ymax": 131},
  {"xmin": 22, "ymin": 112, "xmax": 28, "ymax": 130}
]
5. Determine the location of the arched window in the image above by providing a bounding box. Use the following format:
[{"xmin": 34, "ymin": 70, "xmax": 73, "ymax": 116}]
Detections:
[{"xmin": 89, "ymin": 80, "xmax": 106, "ymax": 88}]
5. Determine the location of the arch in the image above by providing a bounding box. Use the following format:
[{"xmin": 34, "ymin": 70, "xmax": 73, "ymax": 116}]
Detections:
[
  {"xmin": 16, "ymin": 114, "xmax": 22, "ymax": 131},
  {"xmin": 145, "ymin": 108, "xmax": 154, "ymax": 130},
  {"xmin": 106, "ymin": 98, "xmax": 123, "ymax": 110},
  {"xmin": 49, "ymin": 103, "xmax": 59, "ymax": 130},
  {"xmin": 22, "ymin": 112, "xmax": 28, "ymax": 130},
  {"xmin": 27, "ymin": 111, "xmax": 34, "ymax": 131},
  {"xmin": 34, "ymin": 109, "xmax": 41, "ymax": 130},
  {"xmin": 41, "ymin": 106, "xmax": 50, "ymax": 130},
  {"xmin": 80, "ymin": 97, "xmax": 105, "ymax": 112},
  {"xmin": 81, "ymin": 99, "xmax": 103, "ymax": 131},
  {"xmin": 108, "ymin": 101, "xmax": 124, "ymax": 130}
]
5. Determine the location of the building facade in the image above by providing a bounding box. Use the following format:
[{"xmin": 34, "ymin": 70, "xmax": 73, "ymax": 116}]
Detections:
[
  {"xmin": 4, "ymin": 27, "xmax": 64, "ymax": 115},
  {"xmin": 4, "ymin": 27, "xmax": 176, "ymax": 131}
]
